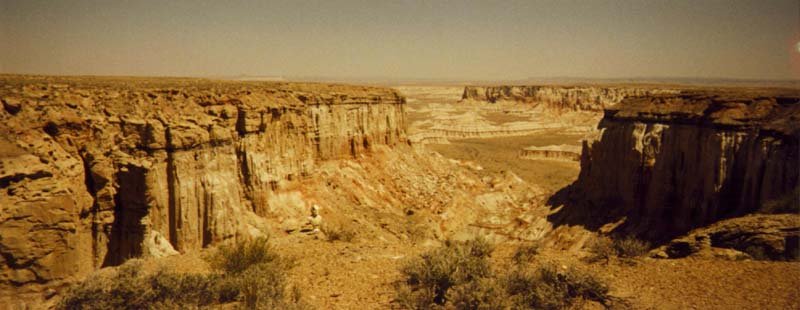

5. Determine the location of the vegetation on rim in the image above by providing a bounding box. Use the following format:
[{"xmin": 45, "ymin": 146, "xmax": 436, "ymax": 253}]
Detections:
[
  {"xmin": 58, "ymin": 237, "xmax": 306, "ymax": 310},
  {"xmin": 396, "ymin": 237, "xmax": 611, "ymax": 309}
]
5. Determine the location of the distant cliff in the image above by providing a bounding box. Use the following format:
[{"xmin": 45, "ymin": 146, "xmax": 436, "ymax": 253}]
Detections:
[
  {"xmin": 562, "ymin": 90, "xmax": 800, "ymax": 241},
  {"xmin": 462, "ymin": 85, "xmax": 677, "ymax": 111},
  {"xmin": 0, "ymin": 76, "xmax": 406, "ymax": 299}
]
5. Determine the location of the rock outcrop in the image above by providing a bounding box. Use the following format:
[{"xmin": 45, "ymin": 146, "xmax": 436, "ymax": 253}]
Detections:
[
  {"xmin": 0, "ymin": 76, "xmax": 406, "ymax": 299},
  {"xmin": 655, "ymin": 214, "xmax": 800, "ymax": 261},
  {"xmin": 560, "ymin": 90, "xmax": 800, "ymax": 241},
  {"xmin": 520, "ymin": 145, "xmax": 582, "ymax": 161},
  {"xmin": 462, "ymin": 85, "xmax": 678, "ymax": 111},
  {"xmin": 426, "ymin": 122, "xmax": 562, "ymax": 140}
]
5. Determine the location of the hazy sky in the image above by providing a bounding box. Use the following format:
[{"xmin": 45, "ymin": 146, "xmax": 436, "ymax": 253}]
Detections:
[{"xmin": 1, "ymin": 0, "xmax": 798, "ymax": 80}]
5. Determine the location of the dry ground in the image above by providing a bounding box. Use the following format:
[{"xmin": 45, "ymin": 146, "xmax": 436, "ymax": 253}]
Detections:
[
  {"xmin": 273, "ymin": 236, "xmax": 800, "ymax": 309},
  {"xmin": 427, "ymin": 133, "xmax": 582, "ymax": 193}
]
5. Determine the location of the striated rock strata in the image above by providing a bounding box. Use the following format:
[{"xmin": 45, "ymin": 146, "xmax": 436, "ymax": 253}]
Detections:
[
  {"xmin": 559, "ymin": 90, "xmax": 800, "ymax": 241},
  {"xmin": 462, "ymin": 85, "xmax": 677, "ymax": 111},
  {"xmin": 0, "ymin": 76, "xmax": 406, "ymax": 298},
  {"xmin": 520, "ymin": 145, "xmax": 581, "ymax": 161}
]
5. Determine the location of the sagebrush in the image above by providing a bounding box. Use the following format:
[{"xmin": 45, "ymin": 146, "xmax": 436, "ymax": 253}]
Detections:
[
  {"xmin": 512, "ymin": 242, "xmax": 541, "ymax": 265},
  {"xmin": 59, "ymin": 237, "xmax": 305, "ymax": 310},
  {"xmin": 322, "ymin": 224, "xmax": 357, "ymax": 242},
  {"xmin": 587, "ymin": 236, "xmax": 650, "ymax": 263},
  {"xmin": 398, "ymin": 237, "xmax": 494, "ymax": 307},
  {"xmin": 396, "ymin": 237, "xmax": 611, "ymax": 309}
]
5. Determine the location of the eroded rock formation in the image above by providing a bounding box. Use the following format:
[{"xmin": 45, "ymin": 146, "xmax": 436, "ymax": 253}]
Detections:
[
  {"xmin": 462, "ymin": 85, "xmax": 678, "ymax": 111},
  {"xmin": 520, "ymin": 145, "xmax": 581, "ymax": 161},
  {"xmin": 561, "ymin": 90, "xmax": 800, "ymax": 241},
  {"xmin": 0, "ymin": 76, "xmax": 405, "ymax": 298}
]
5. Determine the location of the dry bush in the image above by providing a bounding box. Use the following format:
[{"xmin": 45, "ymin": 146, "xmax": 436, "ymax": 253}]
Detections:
[
  {"xmin": 448, "ymin": 277, "xmax": 512, "ymax": 310},
  {"xmin": 229, "ymin": 260, "xmax": 302, "ymax": 309},
  {"xmin": 512, "ymin": 242, "xmax": 541, "ymax": 265},
  {"xmin": 397, "ymin": 237, "xmax": 494, "ymax": 308},
  {"xmin": 60, "ymin": 237, "xmax": 304, "ymax": 310},
  {"xmin": 58, "ymin": 260, "xmax": 230, "ymax": 310},
  {"xmin": 397, "ymin": 237, "xmax": 613, "ymax": 309},
  {"xmin": 586, "ymin": 237, "xmax": 616, "ymax": 263},
  {"xmin": 210, "ymin": 236, "xmax": 286, "ymax": 274},
  {"xmin": 587, "ymin": 236, "xmax": 650, "ymax": 263},
  {"xmin": 613, "ymin": 236, "xmax": 651, "ymax": 258},
  {"xmin": 210, "ymin": 237, "xmax": 303, "ymax": 309},
  {"xmin": 505, "ymin": 264, "xmax": 609, "ymax": 310},
  {"xmin": 322, "ymin": 224, "xmax": 357, "ymax": 242},
  {"xmin": 147, "ymin": 271, "xmax": 236, "ymax": 306}
]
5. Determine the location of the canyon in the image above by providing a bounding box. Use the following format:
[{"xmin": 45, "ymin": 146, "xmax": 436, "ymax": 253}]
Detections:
[
  {"xmin": 519, "ymin": 145, "xmax": 582, "ymax": 162},
  {"xmin": 1, "ymin": 77, "xmax": 799, "ymax": 309},
  {"xmin": 557, "ymin": 89, "xmax": 800, "ymax": 242},
  {"xmin": 461, "ymin": 85, "xmax": 679, "ymax": 110},
  {"xmin": 0, "ymin": 76, "xmax": 409, "ymax": 303}
]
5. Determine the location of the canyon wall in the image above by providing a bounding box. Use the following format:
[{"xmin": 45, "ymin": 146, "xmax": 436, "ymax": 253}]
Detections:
[
  {"xmin": 462, "ymin": 85, "xmax": 677, "ymax": 111},
  {"xmin": 565, "ymin": 90, "xmax": 800, "ymax": 241},
  {"xmin": 0, "ymin": 76, "xmax": 406, "ymax": 298},
  {"xmin": 520, "ymin": 145, "xmax": 581, "ymax": 162}
]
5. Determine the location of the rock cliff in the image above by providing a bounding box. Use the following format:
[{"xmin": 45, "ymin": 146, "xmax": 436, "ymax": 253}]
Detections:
[
  {"xmin": 0, "ymin": 76, "xmax": 406, "ymax": 298},
  {"xmin": 520, "ymin": 145, "xmax": 581, "ymax": 162},
  {"xmin": 461, "ymin": 85, "xmax": 677, "ymax": 111},
  {"xmin": 558, "ymin": 90, "xmax": 800, "ymax": 241}
]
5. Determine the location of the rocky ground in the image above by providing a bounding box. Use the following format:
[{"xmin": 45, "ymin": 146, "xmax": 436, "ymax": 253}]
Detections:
[{"xmin": 115, "ymin": 231, "xmax": 800, "ymax": 309}]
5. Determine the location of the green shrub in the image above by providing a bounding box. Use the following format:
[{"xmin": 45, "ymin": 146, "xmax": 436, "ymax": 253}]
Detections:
[
  {"xmin": 587, "ymin": 236, "xmax": 650, "ymax": 263},
  {"xmin": 448, "ymin": 277, "xmax": 512, "ymax": 310},
  {"xmin": 210, "ymin": 237, "xmax": 302, "ymax": 309},
  {"xmin": 505, "ymin": 264, "xmax": 609, "ymax": 310},
  {"xmin": 232, "ymin": 260, "xmax": 299, "ymax": 309},
  {"xmin": 396, "ymin": 237, "xmax": 613, "ymax": 309},
  {"xmin": 613, "ymin": 236, "xmax": 650, "ymax": 258},
  {"xmin": 60, "ymin": 237, "xmax": 304, "ymax": 310},
  {"xmin": 586, "ymin": 237, "xmax": 616, "ymax": 263},
  {"xmin": 398, "ymin": 237, "xmax": 494, "ymax": 307},
  {"xmin": 58, "ymin": 260, "xmax": 226, "ymax": 310},
  {"xmin": 210, "ymin": 237, "xmax": 286, "ymax": 274},
  {"xmin": 512, "ymin": 242, "xmax": 541, "ymax": 265}
]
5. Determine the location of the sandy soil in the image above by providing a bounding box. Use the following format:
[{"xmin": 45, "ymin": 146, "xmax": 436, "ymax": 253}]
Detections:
[{"xmin": 427, "ymin": 134, "xmax": 583, "ymax": 193}]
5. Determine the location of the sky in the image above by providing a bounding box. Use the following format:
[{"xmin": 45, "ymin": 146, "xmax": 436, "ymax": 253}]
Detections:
[{"xmin": 1, "ymin": 0, "xmax": 798, "ymax": 80}]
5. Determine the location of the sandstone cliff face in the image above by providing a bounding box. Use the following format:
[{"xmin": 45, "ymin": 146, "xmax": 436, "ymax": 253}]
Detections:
[
  {"xmin": 462, "ymin": 85, "xmax": 677, "ymax": 111},
  {"xmin": 568, "ymin": 90, "xmax": 800, "ymax": 241},
  {"xmin": 0, "ymin": 76, "xmax": 405, "ymax": 297}
]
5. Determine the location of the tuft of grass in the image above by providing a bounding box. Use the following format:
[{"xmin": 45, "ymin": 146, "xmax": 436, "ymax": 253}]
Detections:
[
  {"xmin": 322, "ymin": 224, "xmax": 357, "ymax": 242},
  {"xmin": 512, "ymin": 242, "xmax": 541, "ymax": 265}
]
